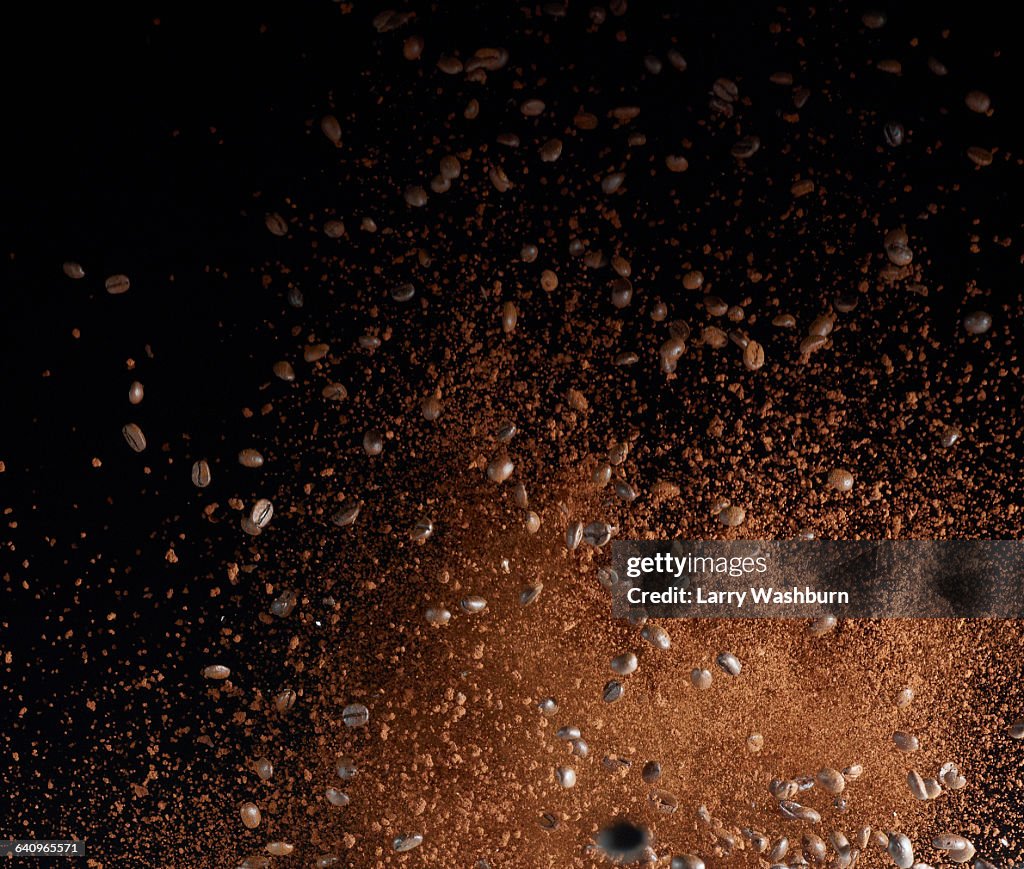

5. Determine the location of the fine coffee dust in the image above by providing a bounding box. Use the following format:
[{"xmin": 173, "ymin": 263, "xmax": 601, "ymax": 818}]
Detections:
[{"xmin": 2, "ymin": 0, "xmax": 1024, "ymax": 866}]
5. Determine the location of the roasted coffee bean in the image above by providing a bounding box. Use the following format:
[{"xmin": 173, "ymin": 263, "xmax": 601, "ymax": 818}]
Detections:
[
  {"xmin": 719, "ymin": 506, "xmax": 746, "ymax": 527},
  {"xmin": 392, "ymin": 834, "xmax": 424, "ymax": 852},
  {"xmin": 266, "ymin": 842, "xmax": 294, "ymax": 857},
  {"xmin": 341, "ymin": 703, "xmax": 369, "ymax": 727},
  {"xmin": 238, "ymin": 448, "xmax": 264, "ymax": 468},
  {"xmin": 691, "ymin": 668, "xmax": 713, "ymax": 690},
  {"xmin": 641, "ymin": 624, "xmax": 670, "ymax": 651},
  {"xmin": 888, "ymin": 833, "xmax": 914, "ymax": 868},
  {"xmin": 827, "ymin": 469, "xmax": 855, "ymax": 492},
  {"xmin": 816, "ymin": 767, "xmax": 845, "ymax": 794},
  {"xmin": 641, "ymin": 760, "xmax": 662, "ymax": 783},
  {"xmin": 105, "ymin": 274, "xmax": 131, "ymax": 294},
  {"xmin": 716, "ymin": 652, "xmax": 741, "ymax": 675},
  {"xmin": 240, "ymin": 802, "xmax": 261, "ymax": 829},
  {"xmin": 893, "ymin": 731, "xmax": 920, "ymax": 752},
  {"xmin": 122, "ymin": 423, "xmax": 146, "ymax": 452},
  {"xmin": 963, "ymin": 311, "xmax": 992, "ymax": 335},
  {"xmin": 203, "ymin": 664, "xmax": 231, "ymax": 680},
  {"xmin": 603, "ymin": 680, "xmax": 624, "ymax": 703},
  {"xmin": 610, "ymin": 652, "xmax": 638, "ymax": 675}
]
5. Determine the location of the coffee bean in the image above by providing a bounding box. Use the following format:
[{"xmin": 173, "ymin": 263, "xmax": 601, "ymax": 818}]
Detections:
[
  {"xmin": 613, "ymin": 479, "xmax": 637, "ymax": 501},
  {"xmin": 791, "ymin": 179, "xmax": 815, "ymax": 197},
  {"xmin": 893, "ymin": 731, "xmax": 919, "ymax": 752},
  {"xmin": 967, "ymin": 146, "xmax": 993, "ymax": 167},
  {"xmin": 362, "ymin": 430, "xmax": 384, "ymax": 456},
  {"xmin": 342, "ymin": 703, "xmax": 369, "ymax": 727},
  {"xmin": 539, "ymin": 138, "xmax": 563, "ymax": 162},
  {"xmin": 719, "ymin": 506, "xmax": 746, "ymax": 527},
  {"xmin": 603, "ymin": 680, "xmax": 624, "ymax": 703},
  {"xmin": 203, "ymin": 665, "xmax": 230, "ymax": 680},
  {"xmin": 105, "ymin": 274, "xmax": 131, "ymax": 295},
  {"xmin": 404, "ymin": 185, "xmax": 428, "ymax": 207},
  {"xmin": 778, "ymin": 800, "xmax": 820, "ymax": 823},
  {"xmin": 965, "ymin": 91, "xmax": 991, "ymax": 113},
  {"xmin": 817, "ymin": 767, "xmax": 845, "ymax": 794},
  {"xmin": 610, "ymin": 278, "xmax": 633, "ymax": 309},
  {"xmin": 602, "ymin": 172, "xmax": 626, "ymax": 194},
  {"xmin": 768, "ymin": 839, "xmax": 789, "ymax": 862},
  {"xmin": 460, "ymin": 596, "xmax": 487, "ymax": 614},
  {"xmin": 827, "ymin": 469, "xmax": 855, "ymax": 492},
  {"xmin": 702, "ymin": 326, "xmax": 728, "ymax": 349},
  {"xmin": 190, "ymin": 460, "xmax": 211, "ymax": 488},
  {"xmin": 269, "ymin": 590, "xmax": 297, "ymax": 618},
  {"xmin": 642, "ymin": 760, "xmax": 662, "ymax": 783},
  {"xmin": 610, "ymin": 653, "xmax": 638, "ymax": 675},
  {"xmin": 255, "ymin": 757, "xmax": 274, "ymax": 780},
  {"xmin": 501, "ymin": 301, "xmax": 519, "ymax": 334},
  {"xmin": 238, "ymin": 448, "xmax": 264, "ymax": 468},
  {"xmin": 743, "ymin": 340, "xmax": 765, "ymax": 370},
  {"xmin": 963, "ymin": 311, "xmax": 992, "ymax": 335},
  {"xmin": 487, "ymin": 455, "xmax": 514, "ymax": 483},
  {"xmin": 424, "ymin": 607, "xmax": 451, "ymax": 626},
  {"xmin": 691, "ymin": 668, "xmax": 712, "ymax": 690},
  {"xmin": 266, "ymin": 842, "xmax": 294, "ymax": 857},
  {"xmin": 884, "ymin": 121, "xmax": 905, "ymax": 147},
  {"xmin": 321, "ymin": 383, "xmax": 347, "ymax": 401},
  {"xmin": 648, "ymin": 788, "xmax": 679, "ymax": 814},
  {"xmin": 804, "ymin": 833, "xmax": 827, "ymax": 862},
  {"xmin": 265, "ymin": 213, "xmax": 288, "ymax": 236},
  {"xmin": 888, "ymin": 834, "xmax": 914, "ymax": 868},
  {"xmin": 325, "ymin": 787, "xmax": 349, "ymax": 807},
  {"xmin": 660, "ymin": 338, "xmax": 686, "ymax": 373},
  {"xmin": 122, "ymin": 423, "xmax": 146, "ymax": 452},
  {"xmin": 715, "ymin": 652, "xmax": 742, "ymax": 676},
  {"xmin": 907, "ymin": 769, "xmax": 929, "ymax": 800},
  {"xmin": 392, "ymin": 834, "xmax": 424, "ymax": 852},
  {"xmin": 332, "ymin": 503, "xmax": 361, "ymax": 527},
  {"xmin": 512, "ymin": 577, "xmax": 540, "ymax": 607},
  {"xmin": 251, "ymin": 498, "xmax": 274, "ymax": 529},
  {"xmin": 641, "ymin": 624, "xmax": 670, "ymax": 650},
  {"xmin": 321, "ymin": 114, "xmax": 342, "ymax": 144},
  {"xmin": 240, "ymin": 802, "xmax": 261, "ymax": 829},
  {"xmin": 582, "ymin": 521, "xmax": 612, "ymax": 547},
  {"xmin": 520, "ymin": 98, "xmax": 545, "ymax": 116},
  {"xmin": 808, "ymin": 615, "xmax": 837, "ymax": 636},
  {"xmin": 682, "ymin": 270, "xmax": 704, "ymax": 290},
  {"xmin": 808, "ymin": 314, "xmax": 836, "ymax": 337}
]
